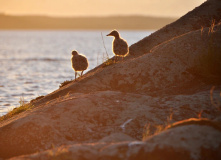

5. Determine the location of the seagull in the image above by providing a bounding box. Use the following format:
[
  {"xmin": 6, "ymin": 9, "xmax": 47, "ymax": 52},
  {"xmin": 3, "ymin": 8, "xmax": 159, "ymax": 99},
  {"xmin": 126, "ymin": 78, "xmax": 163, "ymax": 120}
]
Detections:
[
  {"xmin": 106, "ymin": 30, "xmax": 129, "ymax": 60},
  {"xmin": 71, "ymin": 50, "xmax": 89, "ymax": 80}
]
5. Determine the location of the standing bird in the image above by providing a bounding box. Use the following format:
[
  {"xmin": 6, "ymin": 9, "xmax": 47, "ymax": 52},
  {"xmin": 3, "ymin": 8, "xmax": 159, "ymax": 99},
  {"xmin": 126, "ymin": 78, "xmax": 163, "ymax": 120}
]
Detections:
[
  {"xmin": 71, "ymin": 50, "xmax": 89, "ymax": 80},
  {"xmin": 106, "ymin": 30, "xmax": 129, "ymax": 60}
]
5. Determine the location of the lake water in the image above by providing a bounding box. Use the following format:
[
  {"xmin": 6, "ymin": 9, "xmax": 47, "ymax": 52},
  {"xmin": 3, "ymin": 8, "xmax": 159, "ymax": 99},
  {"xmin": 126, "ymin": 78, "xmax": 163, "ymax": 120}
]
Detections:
[{"xmin": 0, "ymin": 30, "xmax": 153, "ymax": 116}]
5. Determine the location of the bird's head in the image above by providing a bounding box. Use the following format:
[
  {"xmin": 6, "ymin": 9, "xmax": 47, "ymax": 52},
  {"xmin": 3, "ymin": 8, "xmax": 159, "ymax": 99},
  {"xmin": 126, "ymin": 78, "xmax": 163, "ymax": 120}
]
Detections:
[
  {"xmin": 106, "ymin": 30, "xmax": 120, "ymax": 38},
  {"xmin": 72, "ymin": 50, "xmax": 78, "ymax": 56}
]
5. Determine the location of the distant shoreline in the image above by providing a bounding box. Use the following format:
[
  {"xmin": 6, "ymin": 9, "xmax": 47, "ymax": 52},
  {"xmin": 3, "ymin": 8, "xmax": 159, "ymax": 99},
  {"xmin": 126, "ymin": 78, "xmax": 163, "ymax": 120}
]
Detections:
[{"xmin": 0, "ymin": 14, "xmax": 177, "ymax": 30}]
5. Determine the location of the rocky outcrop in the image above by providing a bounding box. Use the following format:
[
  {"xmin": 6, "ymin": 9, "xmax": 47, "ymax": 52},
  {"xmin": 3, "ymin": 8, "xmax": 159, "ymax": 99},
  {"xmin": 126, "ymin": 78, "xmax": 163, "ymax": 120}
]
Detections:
[
  {"xmin": 33, "ymin": 22, "xmax": 221, "ymax": 106},
  {"xmin": 0, "ymin": 0, "xmax": 221, "ymax": 159},
  {"xmin": 0, "ymin": 89, "xmax": 220, "ymax": 159},
  {"xmin": 129, "ymin": 0, "xmax": 221, "ymax": 57},
  {"xmin": 9, "ymin": 119, "xmax": 221, "ymax": 160},
  {"xmin": 0, "ymin": 87, "xmax": 219, "ymax": 158}
]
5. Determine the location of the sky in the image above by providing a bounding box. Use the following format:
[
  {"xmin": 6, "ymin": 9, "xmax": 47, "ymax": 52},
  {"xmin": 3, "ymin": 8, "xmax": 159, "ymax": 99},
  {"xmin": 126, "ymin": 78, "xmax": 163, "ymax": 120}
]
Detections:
[{"xmin": 0, "ymin": 0, "xmax": 206, "ymax": 18}]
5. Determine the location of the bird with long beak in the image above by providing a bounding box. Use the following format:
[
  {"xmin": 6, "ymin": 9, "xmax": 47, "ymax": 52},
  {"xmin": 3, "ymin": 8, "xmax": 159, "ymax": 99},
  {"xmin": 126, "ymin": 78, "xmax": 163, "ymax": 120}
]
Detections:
[
  {"xmin": 71, "ymin": 50, "xmax": 89, "ymax": 80},
  {"xmin": 106, "ymin": 30, "xmax": 129, "ymax": 61}
]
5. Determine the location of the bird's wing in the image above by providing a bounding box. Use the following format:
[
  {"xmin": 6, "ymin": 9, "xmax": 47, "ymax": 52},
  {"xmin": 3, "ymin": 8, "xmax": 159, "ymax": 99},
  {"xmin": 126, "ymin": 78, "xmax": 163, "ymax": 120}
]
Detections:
[{"xmin": 114, "ymin": 39, "xmax": 129, "ymax": 55}]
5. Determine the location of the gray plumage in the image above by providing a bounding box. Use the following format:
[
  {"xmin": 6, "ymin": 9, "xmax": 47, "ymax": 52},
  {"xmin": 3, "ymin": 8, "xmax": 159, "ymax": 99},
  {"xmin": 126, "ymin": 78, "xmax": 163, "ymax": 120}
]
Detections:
[
  {"xmin": 107, "ymin": 30, "xmax": 129, "ymax": 59},
  {"xmin": 71, "ymin": 50, "xmax": 88, "ymax": 80}
]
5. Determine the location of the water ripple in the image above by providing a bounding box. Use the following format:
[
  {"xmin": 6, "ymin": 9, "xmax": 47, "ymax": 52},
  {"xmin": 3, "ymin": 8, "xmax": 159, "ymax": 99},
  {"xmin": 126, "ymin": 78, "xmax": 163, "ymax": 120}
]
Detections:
[{"xmin": 0, "ymin": 30, "xmax": 153, "ymax": 116}]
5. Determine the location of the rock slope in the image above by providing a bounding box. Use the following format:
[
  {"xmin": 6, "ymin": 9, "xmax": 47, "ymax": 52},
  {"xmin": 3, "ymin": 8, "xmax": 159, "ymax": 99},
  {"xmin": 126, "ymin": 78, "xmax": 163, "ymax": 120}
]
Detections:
[
  {"xmin": 0, "ymin": 0, "xmax": 221, "ymax": 159},
  {"xmin": 9, "ymin": 119, "xmax": 221, "ymax": 160},
  {"xmin": 33, "ymin": 21, "xmax": 221, "ymax": 106},
  {"xmin": 129, "ymin": 0, "xmax": 221, "ymax": 57}
]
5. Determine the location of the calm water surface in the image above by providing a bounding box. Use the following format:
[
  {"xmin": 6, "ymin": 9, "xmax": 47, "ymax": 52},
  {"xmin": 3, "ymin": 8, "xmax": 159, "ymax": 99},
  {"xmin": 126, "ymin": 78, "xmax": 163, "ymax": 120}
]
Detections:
[{"xmin": 0, "ymin": 30, "xmax": 153, "ymax": 116}]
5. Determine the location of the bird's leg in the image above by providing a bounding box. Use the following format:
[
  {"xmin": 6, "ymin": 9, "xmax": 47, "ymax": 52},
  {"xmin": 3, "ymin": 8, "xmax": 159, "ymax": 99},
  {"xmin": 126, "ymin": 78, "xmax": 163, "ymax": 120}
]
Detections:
[
  {"xmin": 81, "ymin": 71, "xmax": 84, "ymax": 77},
  {"xmin": 75, "ymin": 72, "xmax": 77, "ymax": 81}
]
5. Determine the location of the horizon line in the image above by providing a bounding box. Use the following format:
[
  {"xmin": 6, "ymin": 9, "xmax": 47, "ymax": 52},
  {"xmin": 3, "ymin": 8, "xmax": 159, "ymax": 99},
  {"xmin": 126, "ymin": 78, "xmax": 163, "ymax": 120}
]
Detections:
[{"xmin": 0, "ymin": 12, "xmax": 179, "ymax": 19}]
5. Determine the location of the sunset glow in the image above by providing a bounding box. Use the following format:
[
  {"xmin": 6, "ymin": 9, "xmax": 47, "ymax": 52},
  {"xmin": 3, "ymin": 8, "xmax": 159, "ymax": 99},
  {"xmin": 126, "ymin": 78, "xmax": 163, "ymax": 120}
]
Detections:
[{"xmin": 0, "ymin": 0, "xmax": 206, "ymax": 17}]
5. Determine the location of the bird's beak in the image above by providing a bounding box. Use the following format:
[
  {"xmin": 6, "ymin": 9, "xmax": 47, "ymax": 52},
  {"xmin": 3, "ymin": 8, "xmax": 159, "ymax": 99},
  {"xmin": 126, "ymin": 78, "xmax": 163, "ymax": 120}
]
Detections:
[{"xmin": 106, "ymin": 33, "xmax": 111, "ymax": 36}]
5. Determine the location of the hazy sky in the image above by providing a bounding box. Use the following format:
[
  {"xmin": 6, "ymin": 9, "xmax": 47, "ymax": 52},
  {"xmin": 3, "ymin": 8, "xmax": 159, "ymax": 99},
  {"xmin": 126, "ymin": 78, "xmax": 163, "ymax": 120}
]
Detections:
[{"xmin": 0, "ymin": 0, "xmax": 206, "ymax": 17}]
